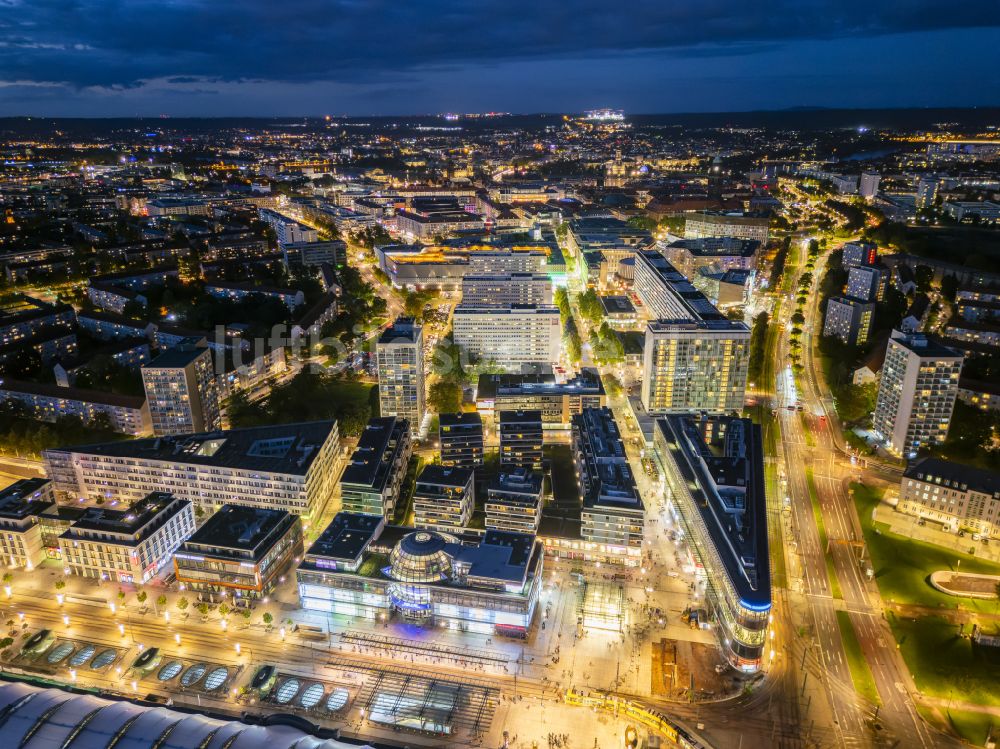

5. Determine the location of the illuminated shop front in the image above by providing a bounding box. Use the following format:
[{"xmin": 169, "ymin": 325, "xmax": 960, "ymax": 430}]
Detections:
[{"xmin": 297, "ymin": 513, "xmax": 543, "ymax": 636}]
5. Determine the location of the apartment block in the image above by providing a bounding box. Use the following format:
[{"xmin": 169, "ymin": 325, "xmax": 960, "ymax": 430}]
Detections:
[
  {"xmin": 460, "ymin": 273, "xmax": 553, "ymax": 306},
  {"xmin": 873, "ymin": 332, "xmax": 963, "ymax": 458},
  {"xmin": 899, "ymin": 458, "xmax": 1000, "ymax": 538},
  {"xmin": 339, "ymin": 416, "xmax": 412, "ymax": 518},
  {"xmin": 376, "ymin": 317, "xmax": 425, "ymax": 433},
  {"xmin": 452, "ymin": 304, "xmax": 561, "ymax": 369},
  {"xmin": 42, "ymin": 421, "xmax": 341, "ymax": 523},
  {"xmin": 0, "ymin": 479, "xmax": 54, "ymax": 569},
  {"xmin": 438, "ymin": 412, "xmax": 484, "ymax": 469},
  {"xmin": 486, "ymin": 466, "xmax": 544, "ymax": 534},
  {"xmin": 141, "ymin": 341, "xmax": 221, "ymax": 436},
  {"xmin": 412, "ymin": 464, "xmax": 474, "ymax": 531},
  {"xmin": 823, "ymin": 296, "xmax": 875, "ymax": 346},
  {"xmin": 499, "ymin": 410, "xmax": 544, "ymax": 470}
]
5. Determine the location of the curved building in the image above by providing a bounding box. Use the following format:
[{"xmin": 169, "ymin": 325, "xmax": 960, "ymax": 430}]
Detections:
[
  {"xmin": 0, "ymin": 680, "xmax": 371, "ymax": 748},
  {"xmin": 653, "ymin": 415, "xmax": 771, "ymax": 672},
  {"xmin": 298, "ymin": 515, "xmax": 543, "ymax": 636}
]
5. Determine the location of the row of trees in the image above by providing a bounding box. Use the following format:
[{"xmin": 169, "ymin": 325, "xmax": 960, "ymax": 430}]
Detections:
[{"xmin": 0, "ymin": 401, "xmax": 126, "ymax": 458}]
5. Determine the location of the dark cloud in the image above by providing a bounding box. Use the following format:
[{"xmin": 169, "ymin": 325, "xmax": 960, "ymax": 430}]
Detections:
[{"xmin": 1, "ymin": 0, "xmax": 999, "ymax": 90}]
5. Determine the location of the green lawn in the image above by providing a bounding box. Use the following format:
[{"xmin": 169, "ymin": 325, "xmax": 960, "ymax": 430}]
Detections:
[
  {"xmin": 943, "ymin": 708, "xmax": 997, "ymax": 747},
  {"xmin": 889, "ymin": 613, "xmax": 1000, "ymax": 708},
  {"xmin": 806, "ymin": 467, "xmax": 842, "ymax": 599},
  {"xmin": 852, "ymin": 483, "xmax": 1000, "ymax": 611},
  {"xmin": 836, "ymin": 611, "xmax": 880, "ymax": 706}
]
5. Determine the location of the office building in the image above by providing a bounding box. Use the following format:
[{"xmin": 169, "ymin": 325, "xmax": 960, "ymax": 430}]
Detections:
[
  {"xmin": 572, "ymin": 407, "xmax": 645, "ymax": 565},
  {"xmin": 413, "ymin": 465, "xmax": 474, "ymax": 531},
  {"xmin": 0, "ymin": 479, "xmax": 54, "ymax": 569},
  {"xmin": 452, "ymin": 304, "xmax": 561, "ymax": 369},
  {"xmin": 460, "ymin": 273, "xmax": 553, "ymax": 306},
  {"xmin": 376, "ymin": 318, "xmax": 425, "ymax": 433},
  {"xmin": 846, "ymin": 264, "xmax": 888, "ymax": 302},
  {"xmin": 943, "ymin": 201, "xmax": 1000, "ymax": 224},
  {"xmin": 282, "ymin": 239, "xmax": 346, "ymax": 267},
  {"xmin": 42, "ymin": 421, "xmax": 341, "ymax": 523},
  {"xmin": 486, "ymin": 466, "xmax": 544, "ymax": 534},
  {"xmin": 297, "ymin": 513, "xmax": 543, "ymax": 636},
  {"xmin": 499, "ymin": 410, "xmax": 544, "ymax": 469},
  {"xmin": 339, "ymin": 416, "xmax": 412, "ymax": 518},
  {"xmin": 859, "ymin": 171, "xmax": 881, "ymax": 199},
  {"xmin": 173, "ymin": 504, "xmax": 303, "ymax": 601},
  {"xmin": 841, "ymin": 241, "xmax": 878, "ymax": 269},
  {"xmin": 683, "ymin": 212, "xmax": 769, "ymax": 244},
  {"xmin": 141, "ymin": 341, "xmax": 221, "ymax": 436},
  {"xmin": 873, "ymin": 332, "xmax": 963, "ymax": 458},
  {"xmin": 822, "ymin": 296, "xmax": 875, "ymax": 346},
  {"xmin": 654, "ymin": 415, "xmax": 770, "ymax": 672},
  {"xmin": 0, "ymin": 379, "xmax": 151, "ymax": 435},
  {"xmin": 439, "ymin": 412, "xmax": 484, "ymax": 468},
  {"xmin": 60, "ymin": 492, "xmax": 195, "ymax": 584},
  {"xmin": 476, "ymin": 368, "xmax": 606, "ymax": 427},
  {"xmin": 899, "ymin": 458, "xmax": 1000, "ymax": 539}
]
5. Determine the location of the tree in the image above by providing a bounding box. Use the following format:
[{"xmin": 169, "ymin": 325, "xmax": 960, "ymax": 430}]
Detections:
[
  {"xmin": 262, "ymin": 612, "xmax": 273, "ymax": 627},
  {"xmin": 218, "ymin": 603, "xmax": 231, "ymax": 618},
  {"xmin": 136, "ymin": 590, "xmax": 147, "ymax": 606},
  {"xmin": 156, "ymin": 594, "xmax": 167, "ymax": 614},
  {"xmin": 428, "ymin": 380, "xmax": 463, "ymax": 414},
  {"xmin": 2, "ymin": 573, "xmax": 12, "ymax": 585},
  {"xmin": 196, "ymin": 602, "xmax": 210, "ymax": 616},
  {"xmin": 940, "ymin": 274, "xmax": 959, "ymax": 303},
  {"xmin": 54, "ymin": 580, "xmax": 65, "ymax": 591},
  {"xmin": 176, "ymin": 596, "xmax": 189, "ymax": 612},
  {"xmin": 577, "ymin": 289, "xmax": 604, "ymax": 324},
  {"xmin": 241, "ymin": 608, "xmax": 252, "ymax": 621}
]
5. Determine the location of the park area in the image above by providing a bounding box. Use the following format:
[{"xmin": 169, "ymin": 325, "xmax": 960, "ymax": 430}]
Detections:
[{"xmin": 852, "ymin": 483, "xmax": 1000, "ymax": 744}]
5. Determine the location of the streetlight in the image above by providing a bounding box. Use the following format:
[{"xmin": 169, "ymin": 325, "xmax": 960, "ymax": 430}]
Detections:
[
  {"xmin": 109, "ymin": 602, "xmax": 116, "ymax": 615},
  {"xmin": 4, "ymin": 585, "xmax": 10, "ymax": 599},
  {"xmin": 118, "ymin": 623, "xmax": 125, "ymax": 637},
  {"xmin": 235, "ymin": 642, "xmax": 241, "ymax": 655},
  {"xmin": 164, "ymin": 611, "xmax": 170, "ymax": 623},
  {"xmin": 174, "ymin": 633, "xmax": 181, "ymax": 645},
  {"xmin": 56, "ymin": 593, "xmax": 64, "ymax": 606},
  {"xmin": 62, "ymin": 614, "xmax": 70, "ymax": 627}
]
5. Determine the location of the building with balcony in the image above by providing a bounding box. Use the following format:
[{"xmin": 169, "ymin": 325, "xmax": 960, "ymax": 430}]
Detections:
[
  {"xmin": 141, "ymin": 341, "xmax": 221, "ymax": 436},
  {"xmin": 413, "ymin": 465, "xmax": 474, "ymax": 531},
  {"xmin": 476, "ymin": 368, "xmax": 606, "ymax": 428},
  {"xmin": 376, "ymin": 318, "xmax": 425, "ymax": 433},
  {"xmin": 339, "ymin": 416, "xmax": 412, "ymax": 518},
  {"xmin": 486, "ymin": 466, "xmax": 544, "ymax": 534},
  {"xmin": 438, "ymin": 412, "xmax": 484, "ymax": 469},
  {"xmin": 499, "ymin": 410, "xmax": 544, "ymax": 470},
  {"xmin": 0, "ymin": 478, "xmax": 54, "ymax": 569}
]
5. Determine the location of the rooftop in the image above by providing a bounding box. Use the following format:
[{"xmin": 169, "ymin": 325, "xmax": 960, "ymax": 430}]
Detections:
[
  {"xmin": 63, "ymin": 492, "xmax": 185, "ymax": 538},
  {"xmin": 183, "ymin": 504, "xmax": 296, "ymax": 553},
  {"xmin": 905, "ymin": 457, "xmax": 1000, "ymax": 497},
  {"xmin": 0, "ymin": 378, "xmax": 146, "ymax": 409},
  {"xmin": 340, "ymin": 417, "xmax": 409, "ymax": 490},
  {"xmin": 46, "ymin": 420, "xmax": 337, "ymax": 476},
  {"xmin": 305, "ymin": 512, "xmax": 385, "ymax": 562}
]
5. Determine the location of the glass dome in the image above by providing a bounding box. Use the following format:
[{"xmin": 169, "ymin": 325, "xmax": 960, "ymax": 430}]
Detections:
[{"xmin": 387, "ymin": 531, "xmax": 453, "ymax": 583}]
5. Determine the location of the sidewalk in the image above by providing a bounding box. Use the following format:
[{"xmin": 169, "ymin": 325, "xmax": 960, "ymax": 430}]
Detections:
[{"xmin": 874, "ymin": 502, "xmax": 1000, "ymax": 564}]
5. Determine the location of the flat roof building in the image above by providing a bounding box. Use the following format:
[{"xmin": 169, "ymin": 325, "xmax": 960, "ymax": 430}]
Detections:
[
  {"xmin": 298, "ymin": 514, "xmax": 544, "ymax": 636},
  {"xmin": 486, "ymin": 466, "xmax": 544, "ymax": 534},
  {"xmin": 453, "ymin": 304, "xmax": 561, "ymax": 369},
  {"xmin": 174, "ymin": 504, "xmax": 303, "ymax": 601},
  {"xmin": 376, "ymin": 318, "xmax": 425, "ymax": 434},
  {"xmin": 60, "ymin": 492, "xmax": 195, "ymax": 584},
  {"xmin": 42, "ymin": 420, "xmax": 341, "ymax": 525},
  {"xmin": 654, "ymin": 415, "xmax": 770, "ymax": 672},
  {"xmin": 141, "ymin": 341, "xmax": 221, "ymax": 436},
  {"xmin": 572, "ymin": 408, "xmax": 644, "ymax": 565},
  {"xmin": 339, "ymin": 416, "xmax": 412, "ymax": 519},
  {"xmin": 0, "ymin": 378, "xmax": 151, "ymax": 435},
  {"xmin": 0, "ymin": 478, "xmax": 54, "ymax": 569},
  {"xmin": 413, "ymin": 464, "xmax": 474, "ymax": 531},
  {"xmin": 476, "ymin": 368, "xmax": 606, "ymax": 427},
  {"xmin": 499, "ymin": 410, "xmax": 544, "ymax": 470},
  {"xmin": 873, "ymin": 332, "xmax": 963, "ymax": 458},
  {"xmin": 823, "ymin": 296, "xmax": 875, "ymax": 347},
  {"xmin": 439, "ymin": 412, "xmax": 484, "ymax": 469},
  {"xmin": 461, "ymin": 273, "xmax": 553, "ymax": 306}
]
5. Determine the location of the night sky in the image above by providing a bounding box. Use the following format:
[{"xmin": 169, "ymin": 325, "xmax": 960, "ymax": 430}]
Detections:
[{"xmin": 1, "ymin": 1, "xmax": 998, "ymax": 116}]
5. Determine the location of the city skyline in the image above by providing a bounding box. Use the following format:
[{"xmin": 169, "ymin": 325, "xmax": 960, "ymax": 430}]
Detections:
[{"xmin": 1, "ymin": 1, "xmax": 999, "ymax": 116}]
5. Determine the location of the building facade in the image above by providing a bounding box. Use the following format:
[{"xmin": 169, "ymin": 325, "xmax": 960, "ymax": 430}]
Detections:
[
  {"xmin": 376, "ymin": 318, "xmax": 425, "ymax": 433},
  {"xmin": 654, "ymin": 415, "xmax": 770, "ymax": 672},
  {"xmin": 339, "ymin": 416, "xmax": 412, "ymax": 518},
  {"xmin": 60, "ymin": 493, "xmax": 195, "ymax": 584},
  {"xmin": 486, "ymin": 466, "xmax": 544, "ymax": 534},
  {"xmin": 412, "ymin": 465, "xmax": 474, "ymax": 531},
  {"xmin": 822, "ymin": 296, "xmax": 875, "ymax": 347},
  {"xmin": 460, "ymin": 273, "xmax": 553, "ymax": 306},
  {"xmin": 499, "ymin": 410, "xmax": 544, "ymax": 470},
  {"xmin": 141, "ymin": 342, "xmax": 221, "ymax": 436},
  {"xmin": 297, "ymin": 514, "xmax": 543, "ymax": 636},
  {"xmin": 872, "ymin": 333, "xmax": 963, "ymax": 458},
  {"xmin": 173, "ymin": 504, "xmax": 303, "ymax": 601},
  {"xmin": 438, "ymin": 412, "xmax": 484, "ymax": 468},
  {"xmin": 899, "ymin": 458, "xmax": 1000, "ymax": 538},
  {"xmin": 452, "ymin": 304, "xmax": 561, "ymax": 369},
  {"xmin": 42, "ymin": 421, "xmax": 341, "ymax": 524},
  {"xmin": 0, "ymin": 479, "xmax": 54, "ymax": 569}
]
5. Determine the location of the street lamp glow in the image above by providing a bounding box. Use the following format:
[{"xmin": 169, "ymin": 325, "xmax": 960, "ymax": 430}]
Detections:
[
  {"xmin": 56, "ymin": 593, "xmax": 64, "ymax": 605},
  {"xmin": 221, "ymin": 618, "xmax": 227, "ymax": 631},
  {"xmin": 109, "ymin": 602, "xmax": 116, "ymax": 614},
  {"xmin": 62, "ymin": 614, "xmax": 70, "ymax": 627},
  {"xmin": 235, "ymin": 642, "xmax": 241, "ymax": 655},
  {"xmin": 118, "ymin": 623, "xmax": 125, "ymax": 637},
  {"xmin": 279, "ymin": 627, "xmax": 285, "ymax": 640},
  {"xmin": 3, "ymin": 585, "xmax": 10, "ymax": 598},
  {"xmin": 17, "ymin": 612, "xmax": 24, "ymax": 622},
  {"xmin": 131, "ymin": 680, "xmax": 137, "ymax": 692},
  {"xmin": 69, "ymin": 669, "xmax": 77, "ymax": 681},
  {"xmin": 174, "ymin": 633, "xmax": 181, "ymax": 645}
]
